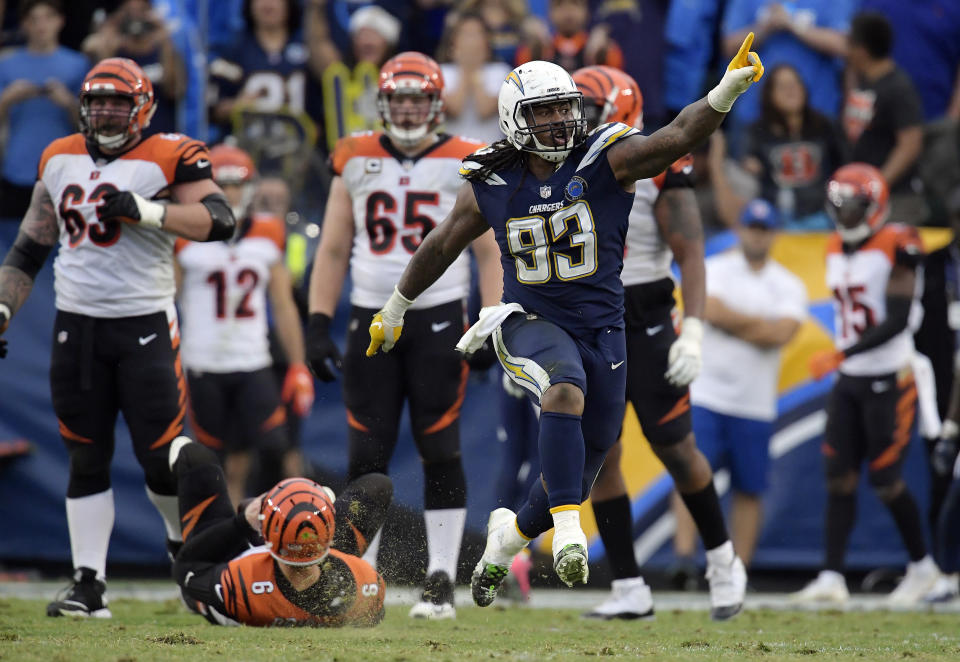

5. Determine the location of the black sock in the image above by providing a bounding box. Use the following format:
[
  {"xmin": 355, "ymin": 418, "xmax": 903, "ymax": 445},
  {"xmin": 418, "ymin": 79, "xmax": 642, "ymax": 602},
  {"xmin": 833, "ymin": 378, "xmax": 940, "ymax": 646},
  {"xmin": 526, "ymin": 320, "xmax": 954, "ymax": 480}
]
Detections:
[
  {"xmin": 593, "ymin": 495, "xmax": 640, "ymax": 579},
  {"xmin": 824, "ymin": 493, "xmax": 856, "ymax": 572},
  {"xmin": 679, "ymin": 482, "xmax": 728, "ymax": 550},
  {"xmin": 884, "ymin": 489, "xmax": 927, "ymax": 562}
]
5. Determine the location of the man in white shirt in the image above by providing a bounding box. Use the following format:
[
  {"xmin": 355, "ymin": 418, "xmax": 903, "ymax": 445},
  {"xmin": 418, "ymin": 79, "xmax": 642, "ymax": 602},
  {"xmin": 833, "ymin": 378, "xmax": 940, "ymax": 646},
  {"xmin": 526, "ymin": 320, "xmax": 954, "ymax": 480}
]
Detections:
[{"xmin": 674, "ymin": 199, "xmax": 806, "ymax": 568}]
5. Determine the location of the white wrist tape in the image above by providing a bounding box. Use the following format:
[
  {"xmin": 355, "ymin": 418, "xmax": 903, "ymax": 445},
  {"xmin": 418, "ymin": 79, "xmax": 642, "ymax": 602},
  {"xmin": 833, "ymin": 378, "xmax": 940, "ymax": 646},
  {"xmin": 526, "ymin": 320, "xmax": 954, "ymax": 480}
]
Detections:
[{"xmin": 382, "ymin": 286, "xmax": 414, "ymax": 325}]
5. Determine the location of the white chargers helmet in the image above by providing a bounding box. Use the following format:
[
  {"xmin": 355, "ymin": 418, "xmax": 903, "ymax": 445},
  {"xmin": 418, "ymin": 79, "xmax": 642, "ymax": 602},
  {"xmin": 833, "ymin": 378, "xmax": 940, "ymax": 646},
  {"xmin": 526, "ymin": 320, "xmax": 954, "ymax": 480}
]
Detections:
[{"xmin": 498, "ymin": 61, "xmax": 587, "ymax": 163}]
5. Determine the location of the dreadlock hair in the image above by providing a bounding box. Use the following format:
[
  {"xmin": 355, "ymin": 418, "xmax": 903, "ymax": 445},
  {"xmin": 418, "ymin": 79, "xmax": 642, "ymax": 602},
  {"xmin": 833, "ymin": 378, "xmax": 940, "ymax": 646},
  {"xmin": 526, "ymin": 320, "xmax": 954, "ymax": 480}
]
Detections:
[{"xmin": 461, "ymin": 139, "xmax": 526, "ymax": 182}]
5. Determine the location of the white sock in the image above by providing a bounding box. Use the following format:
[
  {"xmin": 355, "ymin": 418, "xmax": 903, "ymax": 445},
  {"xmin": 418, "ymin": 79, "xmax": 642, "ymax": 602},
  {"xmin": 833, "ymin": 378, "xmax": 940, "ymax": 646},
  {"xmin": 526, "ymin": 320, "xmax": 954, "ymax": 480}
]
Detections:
[
  {"xmin": 551, "ymin": 508, "xmax": 582, "ymax": 540},
  {"xmin": 488, "ymin": 516, "xmax": 530, "ymax": 566},
  {"xmin": 66, "ymin": 490, "xmax": 115, "ymax": 580},
  {"xmin": 145, "ymin": 486, "xmax": 182, "ymax": 542},
  {"xmin": 705, "ymin": 539, "xmax": 734, "ymax": 567},
  {"xmin": 362, "ymin": 528, "xmax": 382, "ymax": 568},
  {"xmin": 424, "ymin": 508, "xmax": 466, "ymax": 580}
]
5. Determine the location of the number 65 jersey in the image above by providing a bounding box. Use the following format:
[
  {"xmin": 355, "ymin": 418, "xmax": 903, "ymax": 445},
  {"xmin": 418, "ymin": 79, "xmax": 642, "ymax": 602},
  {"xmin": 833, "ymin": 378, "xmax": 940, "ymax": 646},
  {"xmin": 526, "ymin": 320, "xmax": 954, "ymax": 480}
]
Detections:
[
  {"xmin": 38, "ymin": 132, "xmax": 212, "ymax": 318},
  {"xmin": 331, "ymin": 131, "xmax": 484, "ymax": 310},
  {"xmin": 825, "ymin": 223, "xmax": 924, "ymax": 376}
]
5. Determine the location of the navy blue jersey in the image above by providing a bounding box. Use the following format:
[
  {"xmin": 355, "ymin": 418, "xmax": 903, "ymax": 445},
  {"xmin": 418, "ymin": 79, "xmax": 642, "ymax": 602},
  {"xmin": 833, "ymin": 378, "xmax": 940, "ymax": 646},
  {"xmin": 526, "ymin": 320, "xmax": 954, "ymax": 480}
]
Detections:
[
  {"xmin": 465, "ymin": 123, "xmax": 640, "ymax": 337},
  {"xmin": 209, "ymin": 33, "xmax": 311, "ymax": 113}
]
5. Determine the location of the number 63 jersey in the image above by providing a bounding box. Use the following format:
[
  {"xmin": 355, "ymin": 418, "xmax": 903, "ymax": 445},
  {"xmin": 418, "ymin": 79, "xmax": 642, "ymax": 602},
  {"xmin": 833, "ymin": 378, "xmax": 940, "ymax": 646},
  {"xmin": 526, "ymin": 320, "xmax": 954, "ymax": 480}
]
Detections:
[
  {"xmin": 38, "ymin": 132, "xmax": 212, "ymax": 318},
  {"xmin": 331, "ymin": 131, "xmax": 484, "ymax": 310},
  {"xmin": 825, "ymin": 223, "xmax": 924, "ymax": 376}
]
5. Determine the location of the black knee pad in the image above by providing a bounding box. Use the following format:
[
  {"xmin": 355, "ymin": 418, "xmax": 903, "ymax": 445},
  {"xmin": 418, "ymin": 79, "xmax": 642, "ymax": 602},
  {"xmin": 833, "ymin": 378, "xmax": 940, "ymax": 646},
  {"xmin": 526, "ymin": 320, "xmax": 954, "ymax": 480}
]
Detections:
[
  {"xmin": 66, "ymin": 444, "xmax": 112, "ymax": 498},
  {"xmin": 423, "ymin": 457, "xmax": 466, "ymax": 510}
]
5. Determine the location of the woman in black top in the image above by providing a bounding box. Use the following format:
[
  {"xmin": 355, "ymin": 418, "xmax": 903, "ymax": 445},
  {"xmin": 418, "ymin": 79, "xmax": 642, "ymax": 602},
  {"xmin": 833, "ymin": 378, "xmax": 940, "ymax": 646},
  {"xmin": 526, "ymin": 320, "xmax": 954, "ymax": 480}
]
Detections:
[{"xmin": 743, "ymin": 64, "xmax": 847, "ymax": 231}]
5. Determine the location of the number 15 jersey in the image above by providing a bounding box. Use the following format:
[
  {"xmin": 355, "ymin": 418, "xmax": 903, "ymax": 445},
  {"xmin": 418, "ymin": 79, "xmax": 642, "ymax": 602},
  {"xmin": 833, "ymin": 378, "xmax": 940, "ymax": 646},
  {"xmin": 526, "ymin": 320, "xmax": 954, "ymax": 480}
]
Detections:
[
  {"xmin": 331, "ymin": 132, "xmax": 484, "ymax": 310},
  {"xmin": 825, "ymin": 223, "xmax": 924, "ymax": 377}
]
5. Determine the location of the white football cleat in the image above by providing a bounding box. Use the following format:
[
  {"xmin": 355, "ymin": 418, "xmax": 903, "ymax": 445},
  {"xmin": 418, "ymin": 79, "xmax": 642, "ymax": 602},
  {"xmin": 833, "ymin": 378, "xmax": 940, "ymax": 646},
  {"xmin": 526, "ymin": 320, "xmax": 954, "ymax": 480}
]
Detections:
[
  {"xmin": 790, "ymin": 570, "xmax": 850, "ymax": 605},
  {"xmin": 705, "ymin": 541, "xmax": 746, "ymax": 620},
  {"xmin": 471, "ymin": 508, "xmax": 522, "ymax": 607},
  {"xmin": 887, "ymin": 555, "xmax": 941, "ymax": 607},
  {"xmin": 552, "ymin": 523, "xmax": 589, "ymax": 587},
  {"xmin": 583, "ymin": 576, "xmax": 655, "ymax": 620},
  {"xmin": 923, "ymin": 573, "xmax": 959, "ymax": 603}
]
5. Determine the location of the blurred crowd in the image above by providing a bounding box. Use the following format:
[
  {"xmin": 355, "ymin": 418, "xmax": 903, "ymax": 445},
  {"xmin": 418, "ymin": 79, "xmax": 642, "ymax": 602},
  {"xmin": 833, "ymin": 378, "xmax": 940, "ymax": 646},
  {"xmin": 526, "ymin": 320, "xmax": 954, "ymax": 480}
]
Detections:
[{"xmin": 0, "ymin": 0, "xmax": 956, "ymax": 236}]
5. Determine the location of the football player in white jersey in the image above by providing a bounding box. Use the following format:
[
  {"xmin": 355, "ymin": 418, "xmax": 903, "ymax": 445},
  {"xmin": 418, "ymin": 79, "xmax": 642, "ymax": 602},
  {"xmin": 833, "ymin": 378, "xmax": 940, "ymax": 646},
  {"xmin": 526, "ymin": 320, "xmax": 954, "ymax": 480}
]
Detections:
[
  {"xmin": 306, "ymin": 52, "xmax": 503, "ymax": 620},
  {"xmin": 0, "ymin": 58, "xmax": 236, "ymax": 617},
  {"xmin": 175, "ymin": 144, "xmax": 313, "ymax": 507},
  {"xmin": 793, "ymin": 163, "xmax": 940, "ymax": 606},
  {"xmin": 572, "ymin": 66, "xmax": 741, "ymax": 621}
]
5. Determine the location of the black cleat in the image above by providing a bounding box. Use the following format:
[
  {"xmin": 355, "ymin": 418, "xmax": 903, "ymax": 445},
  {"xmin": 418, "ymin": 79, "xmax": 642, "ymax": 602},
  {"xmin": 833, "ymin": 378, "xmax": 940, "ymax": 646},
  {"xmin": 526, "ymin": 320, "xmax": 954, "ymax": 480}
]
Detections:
[
  {"xmin": 46, "ymin": 567, "xmax": 111, "ymax": 618},
  {"xmin": 409, "ymin": 570, "xmax": 456, "ymax": 619}
]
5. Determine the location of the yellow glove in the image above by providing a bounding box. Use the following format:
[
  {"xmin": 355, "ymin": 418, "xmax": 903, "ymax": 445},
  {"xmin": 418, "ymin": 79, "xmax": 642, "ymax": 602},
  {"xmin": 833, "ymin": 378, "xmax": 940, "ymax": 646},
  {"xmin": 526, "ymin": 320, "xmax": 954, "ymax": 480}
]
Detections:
[
  {"xmin": 707, "ymin": 32, "xmax": 764, "ymax": 113},
  {"xmin": 728, "ymin": 31, "xmax": 764, "ymax": 82},
  {"xmin": 366, "ymin": 312, "xmax": 404, "ymax": 356},
  {"xmin": 365, "ymin": 286, "xmax": 414, "ymax": 356}
]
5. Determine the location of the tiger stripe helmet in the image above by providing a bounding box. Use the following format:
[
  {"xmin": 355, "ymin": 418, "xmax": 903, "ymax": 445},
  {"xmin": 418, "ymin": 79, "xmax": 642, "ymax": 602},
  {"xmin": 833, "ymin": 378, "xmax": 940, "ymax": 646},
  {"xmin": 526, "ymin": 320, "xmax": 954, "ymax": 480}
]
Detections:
[
  {"xmin": 377, "ymin": 51, "xmax": 445, "ymax": 148},
  {"xmin": 209, "ymin": 144, "xmax": 257, "ymax": 219},
  {"xmin": 572, "ymin": 65, "xmax": 643, "ymax": 132},
  {"xmin": 79, "ymin": 57, "xmax": 156, "ymax": 150},
  {"xmin": 826, "ymin": 162, "xmax": 890, "ymax": 244},
  {"xmin": 259, "ymin": 478, "xmax": 336, "ymax": 566}
]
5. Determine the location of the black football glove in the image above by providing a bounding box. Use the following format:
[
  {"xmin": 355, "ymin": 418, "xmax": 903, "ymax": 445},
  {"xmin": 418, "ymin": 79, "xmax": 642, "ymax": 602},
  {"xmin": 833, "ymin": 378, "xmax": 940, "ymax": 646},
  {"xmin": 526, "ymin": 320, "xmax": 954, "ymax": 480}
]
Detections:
[
  {"xmin": 465, "ymin": 338, "xmax": 498, "ymax": 372},
  {"xmin": 306, "ymin": 313, "xmax": 342, "ymax": 382},
  {"xmin": 98, "ymin": 190, "xmax": 167, "ymax": 228}
]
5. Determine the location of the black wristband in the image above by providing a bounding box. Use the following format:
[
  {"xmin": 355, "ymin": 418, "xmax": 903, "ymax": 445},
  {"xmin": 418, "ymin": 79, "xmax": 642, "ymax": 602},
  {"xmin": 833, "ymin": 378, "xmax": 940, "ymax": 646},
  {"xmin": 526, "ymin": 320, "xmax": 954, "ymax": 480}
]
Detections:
[{"xmin": 308, "ymin": 312, "xmax": 332, "ymax": 333}]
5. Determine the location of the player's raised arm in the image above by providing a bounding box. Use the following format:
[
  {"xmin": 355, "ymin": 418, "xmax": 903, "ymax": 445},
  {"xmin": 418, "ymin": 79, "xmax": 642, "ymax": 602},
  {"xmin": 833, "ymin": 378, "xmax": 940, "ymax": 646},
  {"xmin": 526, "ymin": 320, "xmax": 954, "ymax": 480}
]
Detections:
[
  {"xmin": 367, "ymin": 182, "xmax": 490, "ymax": 356},
  {"xmin": 607, "ymin": 33, "xmax": 764, "ymax": 185},
  {"xmin": 0, "ymin": 181, "xmax": 58, "ymax": 351}
]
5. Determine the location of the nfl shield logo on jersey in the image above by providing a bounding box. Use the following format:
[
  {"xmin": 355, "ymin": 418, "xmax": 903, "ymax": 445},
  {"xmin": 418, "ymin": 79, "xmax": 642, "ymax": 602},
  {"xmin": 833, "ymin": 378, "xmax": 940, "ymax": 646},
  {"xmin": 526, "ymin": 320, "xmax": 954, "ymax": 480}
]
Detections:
[{"xmin": 539, "ymin": 185, "xmax": 552, "ymax": 199}]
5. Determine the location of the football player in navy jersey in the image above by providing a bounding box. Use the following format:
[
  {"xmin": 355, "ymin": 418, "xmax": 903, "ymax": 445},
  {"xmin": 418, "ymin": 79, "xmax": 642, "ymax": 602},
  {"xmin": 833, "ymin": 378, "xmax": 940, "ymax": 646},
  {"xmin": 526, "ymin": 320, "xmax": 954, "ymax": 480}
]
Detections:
[{"xmin": 366, "ymin": 37, "xmax": 764, "ymax": 611}]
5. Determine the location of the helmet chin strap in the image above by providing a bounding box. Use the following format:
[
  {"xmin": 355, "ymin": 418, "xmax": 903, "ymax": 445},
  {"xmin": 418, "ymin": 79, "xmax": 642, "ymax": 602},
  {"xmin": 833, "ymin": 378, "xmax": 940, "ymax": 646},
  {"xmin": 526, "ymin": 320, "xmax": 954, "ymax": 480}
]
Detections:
[
  {"xmin": 838, "ymin": 222, "xmax": 872, "ymax": 244},
  {"xmin": 387, "ymin": 123, "xmax": 429, "ymax": 148}
]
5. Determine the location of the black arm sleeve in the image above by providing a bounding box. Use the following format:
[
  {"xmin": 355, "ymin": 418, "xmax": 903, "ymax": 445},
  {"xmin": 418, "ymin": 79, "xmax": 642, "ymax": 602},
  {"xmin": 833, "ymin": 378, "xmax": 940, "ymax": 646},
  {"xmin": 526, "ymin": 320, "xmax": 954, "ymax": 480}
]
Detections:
[
  {"xmin": 200, "ymin": 193, "xmax": 236, "ymax": 241},
  {"xmin": 842, "ymin": 295, "xmax": 912, "ymax": 358},
  {"xmin": 2, "ymin": 232, "xmax": 52, "ymax": 280}
]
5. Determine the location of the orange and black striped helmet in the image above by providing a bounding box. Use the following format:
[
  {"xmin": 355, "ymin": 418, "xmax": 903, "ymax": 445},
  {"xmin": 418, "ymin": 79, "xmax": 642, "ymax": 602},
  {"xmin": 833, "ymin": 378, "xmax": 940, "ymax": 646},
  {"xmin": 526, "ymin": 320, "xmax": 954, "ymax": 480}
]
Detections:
[
  {"xmin": 209, "ymin": 144, "xmax": 257, "ymax": 185},
  {"xmin": 259, "ymin": 478, "xmax": 336, "ymax": 566},
  {"xmin": 377, "ymin": 51, "xmax": 445, "ymax": 148},
  {"xmin": 79, "ymin": 57, "xmax": 156, "ymax": 149},
  {"xmin": 572, "ymin": 65, "xmax": 643, "ymax": 132},
  {"xmin": 826, "ymin": 162, "xmax": 890, "ymax": 243}
]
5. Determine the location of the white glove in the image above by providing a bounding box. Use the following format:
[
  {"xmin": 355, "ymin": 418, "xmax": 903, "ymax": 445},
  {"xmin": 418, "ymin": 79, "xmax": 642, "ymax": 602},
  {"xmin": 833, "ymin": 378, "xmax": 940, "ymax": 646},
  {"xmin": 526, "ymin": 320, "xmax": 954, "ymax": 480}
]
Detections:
[
  {"xmin": 665, "ymin": 317, "xmax": 703, "ymax": 387},
  {"xmin": 501, "ymin": 372, "xmax": 527, "ymax": 399},
  {"xmin": 366, "ymin": 286, "xmax": 414, "ymax": 355},
  {"xmin": 707, "ymin": 32, "xmax": 764, "ymax": 113}
]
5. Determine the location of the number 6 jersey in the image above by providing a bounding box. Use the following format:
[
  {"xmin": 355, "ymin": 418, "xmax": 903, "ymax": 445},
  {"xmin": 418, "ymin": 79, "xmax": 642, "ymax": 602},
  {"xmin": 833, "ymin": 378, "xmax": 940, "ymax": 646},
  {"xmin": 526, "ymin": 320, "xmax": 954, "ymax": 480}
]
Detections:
[
  {"xmin": 38, "ymin": 132, "xmax": 212, "ymax": 318},
  {"xmin": 825, "ymin": 223, "xmax": 924, "ymax": 376},
  {"xmin": 331, "ymin": 131, "xmax": 484, "ymax": 310}
]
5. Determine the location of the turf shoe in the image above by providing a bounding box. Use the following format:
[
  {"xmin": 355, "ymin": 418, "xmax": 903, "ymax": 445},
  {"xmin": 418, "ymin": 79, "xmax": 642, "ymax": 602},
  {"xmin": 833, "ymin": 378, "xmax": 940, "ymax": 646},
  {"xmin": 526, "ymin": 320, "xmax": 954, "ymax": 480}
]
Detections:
[
  {"xmin": 409, "ymin": 570, "xmax": 456, "ymax": 619},
  {"xmin": 923, "ymin": 573, "xmax": 959, "ymax": 603},
  {"xmin": 790, "ymin": 569, "xmax": 850, "ymax": 605},
  {"xmin": 887, "ymin": 555, "xmax": 941, "ymax": 607},
  {"xmin": 46, "ymin": 567, "xmax": 111, "ymax": 618},
  {"xmin": 705, "ymin": 541, "xmax": 746, "ymax": 620},
  {"xmin": 583, "ymin": 576, "xmax": 655, "ymax": 620}
]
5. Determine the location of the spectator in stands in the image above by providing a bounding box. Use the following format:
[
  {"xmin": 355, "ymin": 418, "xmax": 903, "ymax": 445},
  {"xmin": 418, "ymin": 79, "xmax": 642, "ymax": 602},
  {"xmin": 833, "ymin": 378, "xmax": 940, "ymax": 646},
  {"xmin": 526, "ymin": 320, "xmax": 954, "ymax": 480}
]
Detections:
[
  {"xmin": 590, "ymin": 0, "xmax": 670, "ymax": 130},
  {"xmin": 515, "ymin": 0, "xmax": 623, "ymax": 72},
  {"xmin": 209, "ymin": 0, "xmax": 322, "ymax": 192},
  {"xmin": 698, "ymin": 131, "xmax": 760, "ymax": 233},
  {"xmin": 721, "ymin": 1, "xmax": 852, "ymax": 155},
  {"xmin": 456, "ymin": 0, "xmax": 530, "ymax": 66},
  {"xmin": 674, "ymin": 199, "xmax": 806, "ymax": 571},
  {"xmin": 664, "ymin": 0, "xmax": 724, "ymax": 117},
  {"xmin": 0, "ymin": 0, "xmax": 86, "ymax": 220},
  {"xmin": 842, "ymin": 11, "xmax": 926, "ymax": 224},
  {"xmin": 744, "ymin": 64, "xmax": 847, "ymax": 230},
  {"xmin": 81, "ymin": 0, "xmax": 186, "ymax": 135},
  {"xmin": 858, "ymin": 0, "xmax": 960, "ymax": 225},
  {"xmin": 439, "ymin": 12, "xmax": 511, "ymax": 145}
]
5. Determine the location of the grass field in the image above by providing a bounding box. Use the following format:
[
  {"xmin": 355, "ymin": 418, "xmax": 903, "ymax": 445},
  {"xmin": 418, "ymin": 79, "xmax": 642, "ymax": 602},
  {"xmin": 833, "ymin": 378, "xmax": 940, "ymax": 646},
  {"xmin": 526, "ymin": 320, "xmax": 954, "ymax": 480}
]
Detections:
[{"xmin": 1, "ymin": 598, "xmax": 958, "ymax": 662}]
